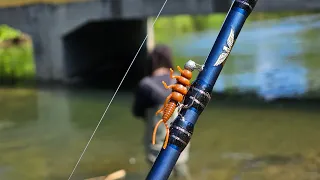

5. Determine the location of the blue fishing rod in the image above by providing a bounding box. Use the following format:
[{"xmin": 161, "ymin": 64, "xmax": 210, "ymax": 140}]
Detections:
[{"xmin": 146, "ymin": 0, "xmax": 258, "ymax": 179}]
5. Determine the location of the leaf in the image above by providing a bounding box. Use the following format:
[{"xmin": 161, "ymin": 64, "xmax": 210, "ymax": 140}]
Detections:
[{"xmin": 214, "ymin": 52, "xmax": 228, "ymax": 66}]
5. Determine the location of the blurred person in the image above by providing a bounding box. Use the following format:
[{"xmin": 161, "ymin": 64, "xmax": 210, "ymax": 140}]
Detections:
[{"xmin": 132, "ymin": 44, "xmax": 192, "ymax": 179}]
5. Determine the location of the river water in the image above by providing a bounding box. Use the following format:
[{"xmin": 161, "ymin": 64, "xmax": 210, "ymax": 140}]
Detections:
[
  {"xmin": 0, "ymin": 14, "xmax": 320, "ymax": 180},
  {"xmin": 173, "ymin": 14, "xmax": 320, "ymax": 100}
]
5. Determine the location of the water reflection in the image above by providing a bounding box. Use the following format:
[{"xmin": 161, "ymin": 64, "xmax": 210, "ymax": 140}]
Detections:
[
  {"xmin": 172, "ymin": 14, "xmax": 320, "ymax": 99},
  {"xmin": 0, "ymin": 89, "xmax": 79, "ymax": 180},
  {"xmin": 0, "ymin": 88, "xmax": 320, "ymax": 180},
  {"xmin": 0, "ymin": 89, "xmax": 148, "ymax": 180}
]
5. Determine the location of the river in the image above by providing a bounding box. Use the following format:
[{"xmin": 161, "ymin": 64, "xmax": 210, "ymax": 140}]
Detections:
[
  {"xmin": 172, "ymin": 14, "xmax": 320, "ymax": 100},
  {"xmin": 0, "ymin": 14, "xmax": 320, "ymax": 180}
]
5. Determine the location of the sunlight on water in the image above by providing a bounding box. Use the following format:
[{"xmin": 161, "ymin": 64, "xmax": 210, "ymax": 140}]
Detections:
[{"xmin": 172, "ymin": 14, "xmax": 320, "ymax": 100}]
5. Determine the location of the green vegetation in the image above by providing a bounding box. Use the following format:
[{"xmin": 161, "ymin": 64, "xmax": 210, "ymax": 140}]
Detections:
[
  {"xmin": 152, "ymin": 12, "xmax": 315, "ymax": 44},
  {"xmin": 0, "ymin": 25, "xmax": 22, "ymax": 41},
  {"xmin": 152, "ymin": 14, "xmax": 226, "ymax": 44},
  {"xmin": 0, "ymin": 25, "xmax": 35, "ymax": 84}
]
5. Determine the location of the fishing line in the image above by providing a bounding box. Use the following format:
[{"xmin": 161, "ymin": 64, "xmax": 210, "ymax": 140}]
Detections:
[{"xmin": 67, "ymin": 1, "xmax": 169, "ymax": 179}]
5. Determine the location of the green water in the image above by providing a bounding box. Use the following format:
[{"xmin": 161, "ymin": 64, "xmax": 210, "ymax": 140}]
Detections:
[{"xmin": 0, "ymin": 88, "xmax": 319, "ymax": 180}]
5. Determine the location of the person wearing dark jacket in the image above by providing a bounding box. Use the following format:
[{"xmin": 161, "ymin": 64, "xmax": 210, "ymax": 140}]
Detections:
[{"xmin": 132, "ymin": 44, "xmax": 191, "ymax": 179}]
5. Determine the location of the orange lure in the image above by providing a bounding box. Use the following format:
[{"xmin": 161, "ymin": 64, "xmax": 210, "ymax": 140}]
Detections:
[{"xmin": 152, "ymin": 66, "xmax": 193, "ymax": 149}]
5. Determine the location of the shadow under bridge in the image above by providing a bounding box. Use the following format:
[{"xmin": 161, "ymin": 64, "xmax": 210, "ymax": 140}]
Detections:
[{"xmin": 62, "ymin": 19, "xmax": 149, "ymax": 89}]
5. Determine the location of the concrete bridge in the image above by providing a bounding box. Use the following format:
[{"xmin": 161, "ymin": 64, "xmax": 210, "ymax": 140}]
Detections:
[{"xmin": 0, "ymin": 0, "xmax": 319, "ymax": 89}]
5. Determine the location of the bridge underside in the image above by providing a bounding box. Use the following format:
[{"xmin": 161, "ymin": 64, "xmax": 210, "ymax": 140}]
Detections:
[{"xmin": 63, "ymin": 19, "xmax": 148, "ymax": 89}]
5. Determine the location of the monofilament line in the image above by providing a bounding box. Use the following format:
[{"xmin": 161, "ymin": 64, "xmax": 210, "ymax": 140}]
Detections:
[{"xmin": 67, "ymin": 0, "xmax": 169, "ymax": 179}]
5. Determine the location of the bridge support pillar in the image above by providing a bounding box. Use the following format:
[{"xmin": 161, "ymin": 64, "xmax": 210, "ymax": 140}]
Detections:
[
  {"xmin": 0, "ymin": 5, "xmax": 67, "ymax": 84},
  {"xmin": 147, "ymin": 18, "xmax": 155, "ymax": 53}
]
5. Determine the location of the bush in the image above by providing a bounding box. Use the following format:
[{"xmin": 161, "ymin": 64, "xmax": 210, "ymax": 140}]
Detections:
[{"xmin": 0, "ymin": 25, "xmax": 35, "ymax": 84}]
